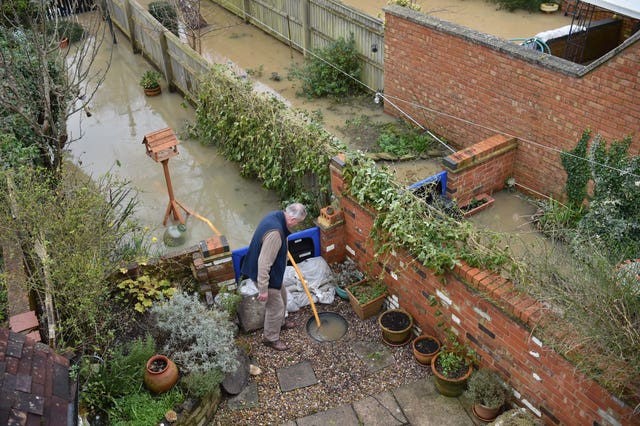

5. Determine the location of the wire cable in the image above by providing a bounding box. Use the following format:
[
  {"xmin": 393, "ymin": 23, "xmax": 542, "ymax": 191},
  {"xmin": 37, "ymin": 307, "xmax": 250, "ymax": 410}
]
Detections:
[{"xmin": 205, "ymin": 1, "xmax": 639, "ymax": 179}]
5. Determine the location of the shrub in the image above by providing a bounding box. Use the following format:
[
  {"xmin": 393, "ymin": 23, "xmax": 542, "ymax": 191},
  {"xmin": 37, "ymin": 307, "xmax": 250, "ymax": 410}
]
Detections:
[
  {"xmin": 108, "ymin": 387, "xmax": 183, "ymax": 425},
  {"xmin": 52, "ymin": 20, "xmax": 85, "ymax": 43},
  {"xmin": 149, "ymin": 1, "xmax": 179, "ymax": 36},
  {"xmin": 289, "ymin": 33, "xmax": 364, "ymax": 98},
  {"xmin": 79, "ymin": 335, "xmax": 156, "ymax": 417},
  {"xmin": 491, "ymin": 0, "xmax": 544, "ymax": 12},
  {"xmin": 0, "ymin": 167, "xmax": 147, "ymax": 353},
  {"xmin": 180, "ymin": 368, "xmax": 224, "ymax": 399},
  {"xmin": 116, "ymin": 274, "xmax": 176, "ymax": 313},
  {"xmin": 151, "ymin": 291, "xmax": 239, "ymax": 375},
  {"xmin": 193, "ymin": 67, "xmax": 338, "ymax": 213},
  {"xmin": 375, "ymin": 123, "xmax": 434, "ymax": 157},
  {"xmin": 465, "ymin": 368, "xmax": 509, "ymax": 408}
]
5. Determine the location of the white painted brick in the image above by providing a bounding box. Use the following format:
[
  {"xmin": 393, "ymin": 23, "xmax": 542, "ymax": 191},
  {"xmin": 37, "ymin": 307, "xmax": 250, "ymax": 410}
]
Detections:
[
  {"xmin": 436, "ymin": 289, "xmax": 452, "ymax": 306},
  {"xmin": 346, "ymin": 245, "xmax": 355, "ymax": 256},
  {"xmin": 473, "ymin": 306, "xmax": 491, "ymax": 321},
  {"xmin": 521, "ymin": 400, "xmax": 541, "ymax": 417}
]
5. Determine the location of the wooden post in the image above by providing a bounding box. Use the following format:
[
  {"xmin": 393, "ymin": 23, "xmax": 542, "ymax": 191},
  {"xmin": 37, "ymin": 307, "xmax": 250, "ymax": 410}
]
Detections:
[
  {"xmin": 301, "ymin": 0, "xmax": 310, "ymax": 56},
  {"xmin": 162, "ymin": 159, "xmax": 185, "ymax": 225}
]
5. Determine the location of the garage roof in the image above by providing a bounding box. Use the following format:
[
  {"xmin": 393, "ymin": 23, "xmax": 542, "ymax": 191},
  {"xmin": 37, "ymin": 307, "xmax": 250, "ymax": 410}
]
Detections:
[{"xmin": 582, "ymin": 0, "xmax": 640, "ymax": 19}]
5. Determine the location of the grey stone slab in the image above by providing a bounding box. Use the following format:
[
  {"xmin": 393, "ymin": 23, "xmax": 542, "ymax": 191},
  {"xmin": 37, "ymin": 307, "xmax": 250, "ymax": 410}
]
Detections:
[
  {"xmin": 222, "ymin": 347, "xmax": 250, "ymax": 395},
  {"xmin": 350, "ymin": 340, "xmax": 394, "ymax": 372},
  {"xmin": 279, "ymin": 421, "xmax": 297, "ymax": 426},
  {"xmin": 296, "ymin": 403, "xmax": 360, "ymax": 426},
  {"xmin": 227, "ymin": 382, "xmax": 258, "ymax": 410},
  {"xmin": 392, "ymin": 378, "xmax": 474, "ymax": 426},
  {"xmin": 353, "ymin": 390, "xmax": 406, "ymax": 425},
  {"xmin": 277, "ymin": 360, "xmax": 317, "ymax": 392}
]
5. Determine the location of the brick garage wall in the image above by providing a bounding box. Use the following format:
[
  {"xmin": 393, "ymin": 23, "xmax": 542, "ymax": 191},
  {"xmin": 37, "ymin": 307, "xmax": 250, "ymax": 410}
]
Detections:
[
  {"xmin": 321, "ymin": 157, "xmax": 638, "ymax": 426},
  {"xmin": 382, "ymin": 5, "xmax": 640, "ymax": 199}
]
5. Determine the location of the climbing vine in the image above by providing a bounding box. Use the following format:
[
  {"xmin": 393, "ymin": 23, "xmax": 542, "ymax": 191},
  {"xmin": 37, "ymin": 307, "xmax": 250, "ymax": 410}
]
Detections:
[
  {"xmin": 342, "ymin": 152, "xmax": 508, "ymax": 274},
  {"xmin": 561, "ymin": 129, "xmax": 591, "ymax": 206}
]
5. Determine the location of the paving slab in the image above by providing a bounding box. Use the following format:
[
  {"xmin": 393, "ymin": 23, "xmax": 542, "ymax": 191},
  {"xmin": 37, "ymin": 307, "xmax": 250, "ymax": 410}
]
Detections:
[
  {"xmin": 296, "ymin": 403, "xmax": 360, "ymax": 426},
  {"xmin": 392, "ymin": 379, "xmax": 474, "ymax": 425},
  {"xmin": 277, "ymin": 360, "xmax": 318, "ymax": 392},
  {"xmin": 227, "ymin": 382, "xmax": 259, "ymax": 410},
  {"xmin": 350, "ymin": 340, "xmax": 394, "ymax": 372},
  {"xmin": 353, "ymin": 389, "xmax": 406, "ymax": 425}
]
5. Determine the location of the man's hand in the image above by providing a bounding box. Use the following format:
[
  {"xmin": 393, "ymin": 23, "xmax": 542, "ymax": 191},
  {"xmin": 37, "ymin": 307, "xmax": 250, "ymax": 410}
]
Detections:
[{"xmin": 256, "ymin": 292, "xmax": 268, "ymax": 302}]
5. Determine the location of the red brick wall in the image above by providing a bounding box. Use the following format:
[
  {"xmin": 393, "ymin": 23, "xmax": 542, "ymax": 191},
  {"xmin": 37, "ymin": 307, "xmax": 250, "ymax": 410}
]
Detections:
[
  {"xmin": 320, "ymin": 157, "xmax": 638, "ymax": 425},
  {"xmin": 382, "ymin": 6, "xmax": 640, "ymax": 199},
  {"xmin": 443, "ymin": 134, "xmax": 518, "ymax": 203}
]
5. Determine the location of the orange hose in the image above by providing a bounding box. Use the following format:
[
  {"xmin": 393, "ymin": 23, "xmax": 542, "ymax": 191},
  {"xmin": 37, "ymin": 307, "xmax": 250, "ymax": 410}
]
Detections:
[
  {"xmin": 287, "ymin": 251, "xmax": 321, "ymax": 328},
  {"xmin": 175, "ymin": 200, "xmax": 222, "ymax": 236}
]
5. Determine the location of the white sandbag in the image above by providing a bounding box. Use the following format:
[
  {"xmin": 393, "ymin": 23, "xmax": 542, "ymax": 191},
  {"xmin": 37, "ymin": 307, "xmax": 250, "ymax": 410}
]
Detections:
[
  {"xmin": 238, "ymin": 278, "xmax": 259, "ymax": 296},
  {"xmin": 283, "ymin": 257, "xmax": 335, "ymax": 311}
]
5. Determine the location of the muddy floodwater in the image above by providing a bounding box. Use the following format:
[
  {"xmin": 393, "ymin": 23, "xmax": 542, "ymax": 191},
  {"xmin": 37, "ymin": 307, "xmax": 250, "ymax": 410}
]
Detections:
[
  {"xmin": 69, "ymin": 0, "xmax": 572, "ymax": 250},
  {"xmin": 67, "ymin": 39, "xmax": 281, "ymax": 251}
]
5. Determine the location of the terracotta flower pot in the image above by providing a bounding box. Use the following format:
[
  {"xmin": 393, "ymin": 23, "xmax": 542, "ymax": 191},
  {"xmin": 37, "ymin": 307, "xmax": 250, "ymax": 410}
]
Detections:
[
  {"xmin": 144, "ymin": 85, "xmax": 162, "ymax": 96},
  {"xmin": 144, "ymin": 354, "xmax": 179, "ymax": 394},
  {"xmin": 412, "ymin": 335, "xmax": 440, "ymax": 365},
  {"xmin": 431, "ymin": 351, "xmax": 472, "ymax": 397},
  {"xmin": 473, "ymin": 403, "xmax": 502, "ymax": 422}
]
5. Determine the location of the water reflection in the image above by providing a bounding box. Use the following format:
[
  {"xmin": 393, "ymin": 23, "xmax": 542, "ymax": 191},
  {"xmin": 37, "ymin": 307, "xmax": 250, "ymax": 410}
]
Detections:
[{"xmin": 66, "ymin": 37, "xmax": 281, "ymax": 251}]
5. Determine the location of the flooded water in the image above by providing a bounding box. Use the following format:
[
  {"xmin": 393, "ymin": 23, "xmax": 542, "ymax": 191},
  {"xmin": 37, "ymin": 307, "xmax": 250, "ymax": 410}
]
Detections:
[
  {"xmin": 68, "ymin": 0, "xmax": 572, "ymax": 251},
  {"xmin": 67, "ymin": 37, "xmax": 281, "ymax": 251},
  {"xmin": 346, "ymin": 0, "xmax": 572, "ymax": 40}
]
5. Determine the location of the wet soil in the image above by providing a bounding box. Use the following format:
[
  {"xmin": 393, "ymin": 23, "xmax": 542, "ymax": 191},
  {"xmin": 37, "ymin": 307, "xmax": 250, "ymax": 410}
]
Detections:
[
  {"xmin": 414, "ymin": 337, "xmax": 439, "ymax": 355},
  {"xmin": 380, "ymin": 310, "xmax": 412, "ymax": 331}
]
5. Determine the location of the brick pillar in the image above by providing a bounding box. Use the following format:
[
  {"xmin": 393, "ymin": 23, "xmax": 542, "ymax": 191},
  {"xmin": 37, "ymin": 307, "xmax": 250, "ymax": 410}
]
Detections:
[
  {"xmin": 442, "ymin": 134, "xmax": 517, "ymax": 205},
  {"xmin": 316, "ymin": 206, "xmax": 346, "ymax": 265},
  {"xmin": 191, "ymin": 235, "xmax": 234, "ymax": 304}
]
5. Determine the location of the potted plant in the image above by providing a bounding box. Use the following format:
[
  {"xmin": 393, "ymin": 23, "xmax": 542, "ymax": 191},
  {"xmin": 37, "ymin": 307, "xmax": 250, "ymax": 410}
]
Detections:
[
  {"xmin": 412, "ymin": 334, "xmax": 440, "ymax": 365},
  {"xmin": 345, "ymin": 279, "xmax": 387, "ymax": 320},
  {"xmin": 331, "ymin": 257, "xmax": 364, "ymax": 300},
  {"xmin": 378, "ymin": 308, "xmax": 413, "ymax": 345},
  {"xmin": 140, "ymin": 69, "xmax": 163, "ymax": 96},
  {"xmin": 459, "ymin": 193, "xmax": 495, "ymax": 218},
  {"xmin": 465, "ymin": 368, "xmax": 509, "ymax": 422},
  {"xmin": 431, "ymin": 340, "xmax": 475, "ymax": 397}
]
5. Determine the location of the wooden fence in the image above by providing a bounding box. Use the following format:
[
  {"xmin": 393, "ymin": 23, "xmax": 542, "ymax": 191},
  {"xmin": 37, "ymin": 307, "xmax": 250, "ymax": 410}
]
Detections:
[
  {"xmin": 213, "ymin": 0, "xmax": 384, "ymax": 92},
  {"xmin": 107, "ymin": 0, "xmax": 384, "ymax": 97},
  {"xmin": 108, "ymin": 0, "xmax": 211, "ymax": 97}
]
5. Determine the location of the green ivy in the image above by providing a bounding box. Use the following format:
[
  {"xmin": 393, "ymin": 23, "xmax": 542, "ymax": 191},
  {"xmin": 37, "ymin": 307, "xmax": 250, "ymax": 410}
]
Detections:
[
  {"xmin": 561, "ymin": 129, "xmax": 591, "ymax": 206},
  {"xmin": 558, "ymin": 130, "xmax": 639, "ymax": 261},
  {"xmin": 342, "ymin": 152, "xmax": 508, "ymax": 274}
]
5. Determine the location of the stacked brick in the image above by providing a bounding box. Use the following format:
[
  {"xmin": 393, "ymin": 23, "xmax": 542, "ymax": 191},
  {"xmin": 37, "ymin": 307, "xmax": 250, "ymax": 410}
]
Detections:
[{"xmin": 190, "ymin": 235, "xmax": 235, "ymax": 304}]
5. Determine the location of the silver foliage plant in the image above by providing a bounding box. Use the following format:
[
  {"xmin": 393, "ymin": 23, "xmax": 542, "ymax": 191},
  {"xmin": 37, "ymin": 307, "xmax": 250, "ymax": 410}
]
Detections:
[{"xmin": 151, "ymin": 291, "xmax": 239, "ymax": 375}]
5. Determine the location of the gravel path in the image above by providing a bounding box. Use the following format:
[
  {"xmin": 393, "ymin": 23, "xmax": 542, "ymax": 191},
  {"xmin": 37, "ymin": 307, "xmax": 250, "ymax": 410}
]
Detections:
[{"xmin": 213, "ymin": 298, "xmax": 431, "ymax": 425}]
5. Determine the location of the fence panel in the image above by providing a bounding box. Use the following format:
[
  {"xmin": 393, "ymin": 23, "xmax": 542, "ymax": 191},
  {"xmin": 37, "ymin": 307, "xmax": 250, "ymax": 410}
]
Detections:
[
  {"xmin": 309, "ymin": 0, "xmax": 384, "ymax": 92},
  {"xmin": 210, "ymin": 0, "xmax": 384, "ymax": 91}
]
